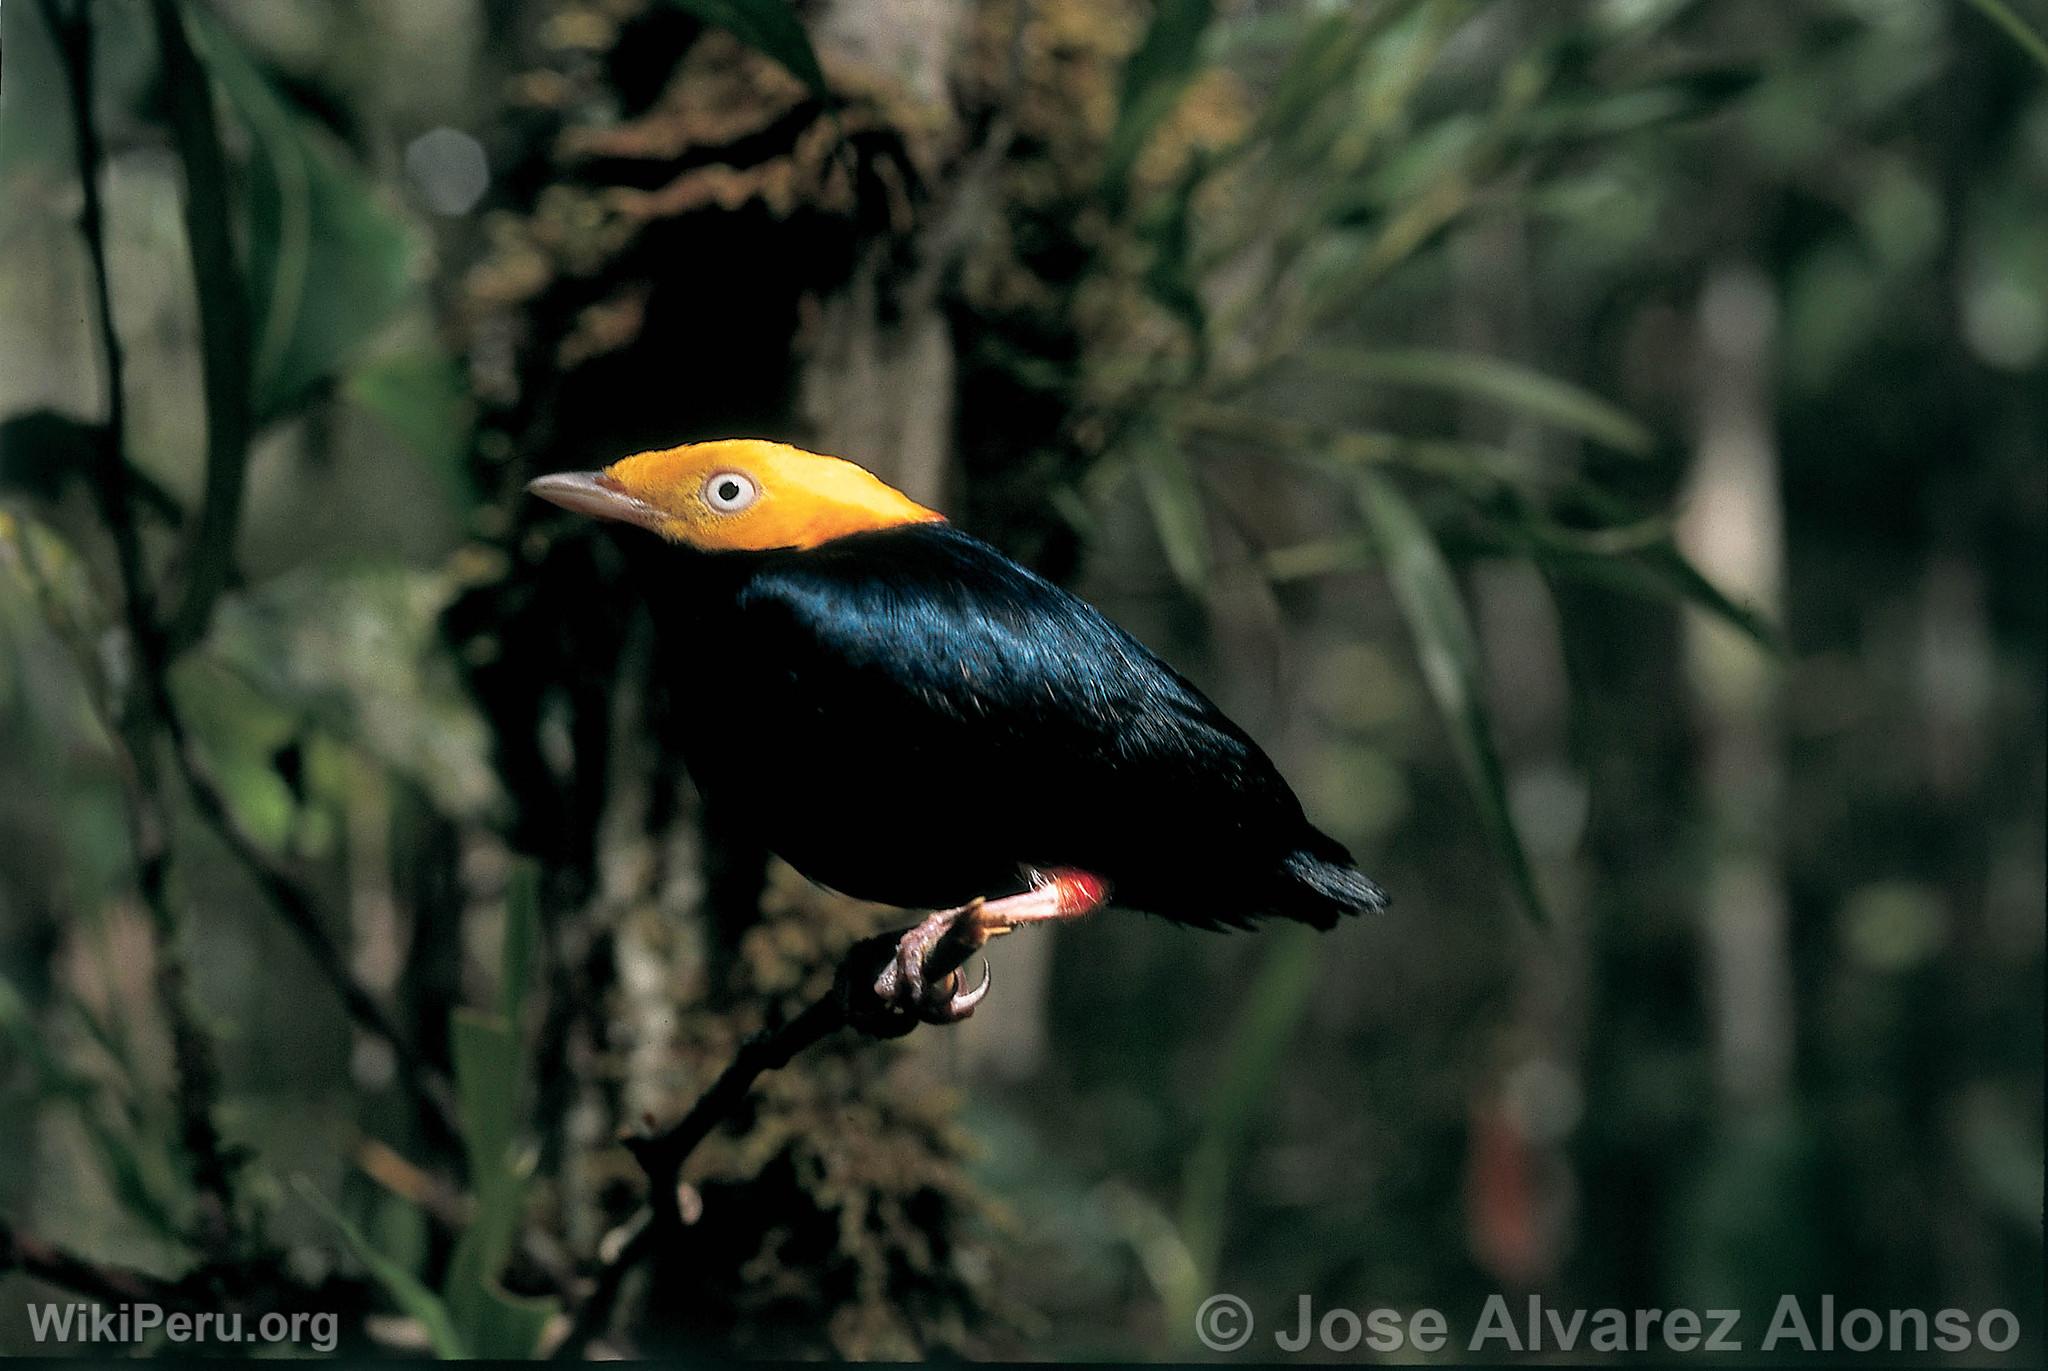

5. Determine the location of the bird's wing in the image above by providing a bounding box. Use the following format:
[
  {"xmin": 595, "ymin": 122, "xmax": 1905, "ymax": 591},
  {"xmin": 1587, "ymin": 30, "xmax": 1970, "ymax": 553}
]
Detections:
[{"xmin": 730, "ymin": 526, "xmax": 1305, "ymax": 828}]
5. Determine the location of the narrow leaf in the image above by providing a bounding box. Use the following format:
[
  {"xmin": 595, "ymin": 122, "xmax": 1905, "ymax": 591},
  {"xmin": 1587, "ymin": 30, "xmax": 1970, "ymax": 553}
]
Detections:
[
  {"xmin": 466, "ymin": 1286, "xmax": 558, "ymax": 1361},
  {"xmin": 1306, "ymin": 346, "xmax": 1655, "ymax": 455},
  {"xmin": 445, "ymin": 1008, "xmax": 528, "ymax": 1355},
  {"xmin": 1140, "ymin": 153, "xmax": 1211, "ymax": 364},
  {"xmin": 295, "ymin": 1176, "xmax": 466, "ymax": 1358},
  {"xmin": 1355, "ymin": 471, "xmax": 1549, "ymax": 926},
  {"xmin": 443, "ymin": 887, "xmax": 549, "ymax": 1358},
  {"xmin": 1963, "ymin": 0, "xmax": 2048, "ymax": 75},
  {"xmin": 1520, "ymin": 66, "xmax": 1765, "ymax": 143},
  {"xmin": 450, "ymin": 1010, "xmax": 522, "ymax": 1271},
  {"xmin": 1102, "ymin": 0, "xmax": 1216, "ymax": 202},
  {"xmin": 155, "ymin": 0, "xmax": 255, "ymax": 654},
  {"xmin": 1259, "ymin": 534, "xmax": 1374, "ymax": 584},
  {"xmin": 1133, "ymin": 435, "xmax": 1212, "ymax": 595},
  {"xmin": 1484, "ymin": 487, "xmax": 1783, "ymax": 654},
  {"xmin": 1252, "ymin": 6, "xmax": 1382, "ymax": 145},
  {"xmin": 183, "ymin": 6, "xmax": 415, "ymax": 421},
  {"xmin": 1536, "ymin": 541, "xmax": 1785, "ymax": 656}
]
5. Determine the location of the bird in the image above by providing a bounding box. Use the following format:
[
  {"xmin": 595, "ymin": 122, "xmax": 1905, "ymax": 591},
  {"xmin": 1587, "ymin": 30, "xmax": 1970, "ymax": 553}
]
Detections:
[{"xmin": 529, "ymin": 439, "xmax": 1384, "ymax": 1013}]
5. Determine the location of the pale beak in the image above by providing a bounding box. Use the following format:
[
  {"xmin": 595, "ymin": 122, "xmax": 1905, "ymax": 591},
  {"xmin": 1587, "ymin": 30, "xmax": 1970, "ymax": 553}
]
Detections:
[{"xmin": 526, "ymin": 471, "xmax": 665, "ymax": 533}]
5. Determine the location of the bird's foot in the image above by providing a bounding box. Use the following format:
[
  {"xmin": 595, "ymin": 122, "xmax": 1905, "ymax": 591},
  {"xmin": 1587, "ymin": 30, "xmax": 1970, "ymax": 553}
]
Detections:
[
  {"xmin": 866, "ymin": 869, "xmax": 1110, "ymax": 1026},
  {"xmin": 870, "ymin": 898, "xmax": 994, "ymax": 1024}
]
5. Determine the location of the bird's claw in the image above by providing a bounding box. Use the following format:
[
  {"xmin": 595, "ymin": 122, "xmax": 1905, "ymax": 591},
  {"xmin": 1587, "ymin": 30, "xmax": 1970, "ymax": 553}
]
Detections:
[
  {"xmin": 872, "ymin": 900, "xmax": 993, "ymax": 1024},
  {"xmin": 859, "ymin": 872, "xmax": 1107, "ymax": 1030},
  {"xmin": 946, "ymin": 958, "xmax": 992, "ymax": 1017}
]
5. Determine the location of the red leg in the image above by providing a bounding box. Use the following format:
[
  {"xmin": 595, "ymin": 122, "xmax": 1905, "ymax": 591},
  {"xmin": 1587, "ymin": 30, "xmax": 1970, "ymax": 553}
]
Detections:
[{"xmin": 989, "ymin": 867, "xmax": 1112, "ymax": 926}]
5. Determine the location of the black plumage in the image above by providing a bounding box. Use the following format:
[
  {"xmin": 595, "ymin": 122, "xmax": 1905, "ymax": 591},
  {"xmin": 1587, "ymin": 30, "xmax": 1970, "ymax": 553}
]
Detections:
[{"xmin": 666, "ymin": 521, "xmax": 1385, "ymax": 929}]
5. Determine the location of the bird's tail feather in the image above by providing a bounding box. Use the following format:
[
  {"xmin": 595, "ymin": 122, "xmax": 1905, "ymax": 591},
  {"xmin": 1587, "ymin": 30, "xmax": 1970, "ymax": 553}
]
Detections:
[{"xmin": 1276, "ymin": 849, "xmax": 1388, "ymax": 928}]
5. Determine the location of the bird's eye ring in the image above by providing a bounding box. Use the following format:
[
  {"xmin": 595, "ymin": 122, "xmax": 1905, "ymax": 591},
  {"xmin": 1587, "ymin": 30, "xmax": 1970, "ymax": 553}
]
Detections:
[{"xmin": 702, "ymin": 471, "xmax": 759, "ymax": 514}]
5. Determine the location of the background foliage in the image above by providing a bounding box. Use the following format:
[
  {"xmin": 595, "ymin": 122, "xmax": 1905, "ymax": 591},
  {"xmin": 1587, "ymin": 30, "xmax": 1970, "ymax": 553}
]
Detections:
[{"xmin": 0, "ymin": 0, "xmax": 2041, "ymax": 1360}]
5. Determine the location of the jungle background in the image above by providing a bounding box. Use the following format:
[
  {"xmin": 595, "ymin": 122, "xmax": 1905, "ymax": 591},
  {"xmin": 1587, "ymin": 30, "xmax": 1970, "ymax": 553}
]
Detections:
[{"xmin": 0, "ymin": 0, "xmax": 2042, "ymax": 1361}]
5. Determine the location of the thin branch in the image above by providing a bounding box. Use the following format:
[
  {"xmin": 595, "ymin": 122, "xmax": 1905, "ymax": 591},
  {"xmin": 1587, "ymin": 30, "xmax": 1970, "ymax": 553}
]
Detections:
[
  {"xmin": 552, "ymin": 899, "xmax": 1023, "ymax": 1359},
  {"xmin": 42, "ymin": 0, "xmax": 454, "ymax": 1193},
  {"xmin": 151, "ymin": 0, "xmax": 255, "ymax": 656},
  {"xmin": 622, "ymin": 990, "xmax": 854, "ymax": 1226},
  {"xmin": 165, "ymin": 720, "xmax": 461, "ymax": 1141},
  {"xmin": 548, "ymin": 986, "xmax": 857, "ymax": 1360},
  {"xmin": 38, "ymin": 1, "xmax": 148, "ymax": 641},
  {"xmin": 40, "ymin": 0, "xmax": 243, "ymax": 1257}
]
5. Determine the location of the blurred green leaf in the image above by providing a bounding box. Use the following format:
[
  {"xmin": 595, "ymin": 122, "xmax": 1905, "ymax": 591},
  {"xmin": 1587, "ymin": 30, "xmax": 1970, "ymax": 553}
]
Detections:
[
  {"xmin": 443, "ymin": 887, "xmax": 552, "ymax": 1360},
  {"xmin": 1303, "ymin": 347, "xmax": 1655, "ymax": 456},
  {"xmin": 1963, "ymin": 0, "xmax": 2048, "ymax": 74},
  {"xmin": 1177, "ymin": 402, "xmax": 1543, "ymax": 490},
  {"xmin": 0, "ymin": 504, "xmax": 111, "ymax": 666},
  {"xmin": 1355, "ymin": 471, "xmax": 1549, "ymax": 926},
  {"xmin": 451, "ymin": 1022, "xmax": 520, "ymax": 1190},
  {"xmin": 1, "ymin": 0, "xmax": 68, "ymax": 177},
  {"xmin": 183, "ymin": 6, "xmax": 415, "ymax": 422},
  {"xmin": 168, "ymin": 657, "xmax": 303, "ymax": 851},
  {"xmin": 1473, "ymin": 488, "xmax": 1784, "ymax": 654},
  {"xmin": 1304, "ymin": 174, "xmax": 1475, "ymax": 325},
  {"xmin": 197, "ymin": 563, "xmax": 504, "ymax": 822},
  {"xmin": 661, "ymin": 0, "xmax": 829, "ymax": 99},
  {"xmin": 1132, "ymin": 433, "xmax": 1212, "ymax": 595},
  {"xmin": 447, "ymin": 1010, "xmax": 522, "ymax": 1278},
  {"xmin": 1259, "ymin": 533, "xmax": 1374, "ymax": 584},
  {"xmin": 296, "ymin": 1176, "xmax": 466, "ymax": 1358},
  {"xmin": 1270, "ymin": 0, "xmax": 1459, "ymax": 194},
  {"xmin": 153, "ymin": 0, "xmax": 255, "ymax": 655},
  {"xmin": 1281, "ymin": 485, "xmax": 1784, "ymax": 654},
  {"xmin": 463, "ymin": 1285, "xmax": 558, "ymax": 1361},
  {"xmin": 1103, "ymin": 0, "xmax": 1216, "ymax": 203},
  {"xmin": 0, "ymin": 976, "xmax": 188, "ymax": 1245},
  {"xmin": 1533, "ymin": 538, "xmax": 1785, "ymax": 655},
  {"xmin": 345, "ymin": 350, "xmax": 476, "ymax": 498},
  {"xmin": 1344, "ymin": 111, "xmax": 1484, "ymax": 212},
  {"xmin": 1251, "ymin": 4, "xmax": 1399, "ymax": 149},
  {"xmin": 1520, "ymin": 65, "xmax": 1765, "ymax": 144},
  {"xmin": 1140, "ymin": 154, "xmax": 1211, "ymax": 366}
]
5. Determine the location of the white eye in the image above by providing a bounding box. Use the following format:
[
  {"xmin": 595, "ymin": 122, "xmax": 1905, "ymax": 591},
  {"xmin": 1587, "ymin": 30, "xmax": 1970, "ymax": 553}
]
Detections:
[{"xmin": 702, "ymin": 470, "xmax": 759, "ymax": 513}]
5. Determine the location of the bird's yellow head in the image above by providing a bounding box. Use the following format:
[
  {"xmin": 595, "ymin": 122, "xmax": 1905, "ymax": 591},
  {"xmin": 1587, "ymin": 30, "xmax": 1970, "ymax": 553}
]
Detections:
[{"xmin": 527, "ymin": 439, "xmax": 944, "ymax": 552}]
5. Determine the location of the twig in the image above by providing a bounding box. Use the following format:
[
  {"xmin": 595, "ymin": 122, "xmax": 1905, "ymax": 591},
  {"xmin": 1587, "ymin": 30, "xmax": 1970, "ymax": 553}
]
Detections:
[
  {"xmin": 165, "ymin": 722, "xmax": 461, "ymax": 1141},
  {"xmin": 548, "ymin": 984, "xmax": 858, "ymax": 1360},
  {"xmin": 39, "ymin": 0, "xmax": 243, "ymax": 1257},
  {"xmin": 42, "ymin": 0, "xmax": 455, "ymax": 1203},
  {"xmin": 37, "ymin": 1, "xmax": 147, "ymax": 637},
  {"xmin": 67, "ymin": 0, "xmax": 448, "ymax": 1133},
  {"xmin": 552, "ymin": 900, "xmax": 1023, "ymax": 1359}
]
